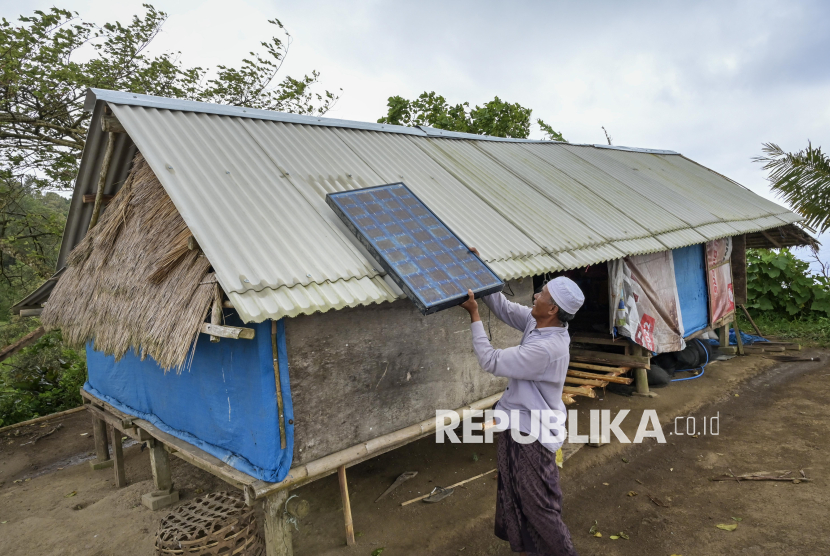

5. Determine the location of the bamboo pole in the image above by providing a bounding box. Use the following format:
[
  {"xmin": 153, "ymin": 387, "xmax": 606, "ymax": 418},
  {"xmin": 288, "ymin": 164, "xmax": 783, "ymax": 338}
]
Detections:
[
  {"xmin": 88, "ymin": 132, "xmax": 115, "ymax": 231},
  {"xmin": 401, "ymin": 469, "xmax": 497, "ymax": 506},
  {"xmin": 272, "ymin": 321, "xmax": 287, "ymax": 450},
  {"xmin": 568, "ymin": 362, "xmax": 630, "ymax": 374},
  {"xmin": 337, "ymin": 465, "xmax": 356, "ymax": 546},
  {"xmin": 210, "ymin": 283, "xmax": 223, "ymax": 343},
  {"xmin": 0, "ymin": 326, "xmax": 45, "ymax": 363},
  {"xmin": 567, "ymin": 369, "xmax": 633, "ymax": 384}
]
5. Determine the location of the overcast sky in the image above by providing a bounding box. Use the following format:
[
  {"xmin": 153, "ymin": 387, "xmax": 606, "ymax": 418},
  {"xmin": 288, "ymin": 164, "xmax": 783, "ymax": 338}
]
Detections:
[{"xmin": 6, "ymin": 0, "xmax": 830, "ymax": 260}]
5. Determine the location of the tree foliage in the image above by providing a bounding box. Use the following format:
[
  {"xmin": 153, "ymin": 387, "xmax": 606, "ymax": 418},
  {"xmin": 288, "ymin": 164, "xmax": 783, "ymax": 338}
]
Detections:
[
  {"xmin": 745, "ymin": 248, "xmax": 830, "ymax": 317},
  {"xmin": 754, "ymin": 142, "xmax": 830, "ymax": 233},
  {"xmin": 377, "ymin": 91, "xmax": 565, "ymax": 140},
  {"xmin": 0, "ymin": 4, "xmax": 340, "ymax": 191}
]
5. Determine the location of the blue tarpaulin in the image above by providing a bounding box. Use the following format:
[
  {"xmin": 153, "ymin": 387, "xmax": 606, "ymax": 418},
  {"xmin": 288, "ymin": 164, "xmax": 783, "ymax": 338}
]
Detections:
[
  {"xmin": 84, "ymin": 316, "xmax": 294, "ymax": 482},
  {"xmin": 672, "ymin": 243, "xmax": 709, "ymax": 337}
]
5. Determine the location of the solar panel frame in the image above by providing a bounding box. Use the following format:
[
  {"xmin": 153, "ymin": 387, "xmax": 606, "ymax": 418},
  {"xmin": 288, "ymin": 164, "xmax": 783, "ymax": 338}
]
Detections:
[{"xmin": 326, "ymin": 183, "xmax": 504, "ymax": 315}]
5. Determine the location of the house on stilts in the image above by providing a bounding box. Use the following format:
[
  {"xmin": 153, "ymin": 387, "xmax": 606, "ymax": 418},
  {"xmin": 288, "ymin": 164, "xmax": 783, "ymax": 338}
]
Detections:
[{"xmin": 12, "ymin": 89, "xmax": 815, "ymax": 553}]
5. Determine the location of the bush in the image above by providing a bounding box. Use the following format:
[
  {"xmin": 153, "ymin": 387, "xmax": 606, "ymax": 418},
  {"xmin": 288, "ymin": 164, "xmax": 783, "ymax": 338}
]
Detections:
[
  {"xmin": 746, "ymin": 248, "xmax": 830, "ymax": 316},
  {"xmin": 0, "ymin": 328, "xmax": 87, "ymax": 427}
]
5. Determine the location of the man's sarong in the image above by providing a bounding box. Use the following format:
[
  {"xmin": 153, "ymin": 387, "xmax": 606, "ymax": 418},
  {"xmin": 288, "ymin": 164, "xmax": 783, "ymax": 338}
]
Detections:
[{"xmin": 495, "ymin": 432, "xmax": 578, "ymax": 556}]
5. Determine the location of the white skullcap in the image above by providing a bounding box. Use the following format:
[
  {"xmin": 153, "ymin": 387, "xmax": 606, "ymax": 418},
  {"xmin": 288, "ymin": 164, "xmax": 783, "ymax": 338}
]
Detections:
[{"xmin": 546, "ymin": 276, "xmax": 585, "ymax": 315}]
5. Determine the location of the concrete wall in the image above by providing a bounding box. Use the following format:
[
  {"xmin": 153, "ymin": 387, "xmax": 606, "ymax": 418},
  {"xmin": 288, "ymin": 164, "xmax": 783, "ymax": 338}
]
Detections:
[{"xmin": 285, "ymin": 278, "xmax": 533, "ymax": 465}]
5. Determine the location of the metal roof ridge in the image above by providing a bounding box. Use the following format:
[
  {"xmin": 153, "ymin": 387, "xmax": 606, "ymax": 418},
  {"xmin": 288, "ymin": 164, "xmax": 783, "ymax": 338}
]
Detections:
[
  {"xmin": 417, "ymin": 125, "xmax": 680, "ymax": 154},
  {"xmin": 84, "ymin": 88, "xmax": 427, "ymax": 136},
  {"xmin": 85, "ymin": 89, "xmax": 679, "ymax": 153}
]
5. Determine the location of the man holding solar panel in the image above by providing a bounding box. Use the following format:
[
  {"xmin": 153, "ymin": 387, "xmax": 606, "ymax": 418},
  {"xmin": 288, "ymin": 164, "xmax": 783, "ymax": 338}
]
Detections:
[{"xmin": 460, "ymin": 248, "xmax": 583, "ymax": 556}]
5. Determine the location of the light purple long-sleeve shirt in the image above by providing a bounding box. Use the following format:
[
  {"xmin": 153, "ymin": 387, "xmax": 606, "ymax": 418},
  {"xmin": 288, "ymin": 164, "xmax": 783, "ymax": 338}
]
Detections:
[{"xmin": 471, "ymin": 292, "xmax": 570, "ymax": 452}]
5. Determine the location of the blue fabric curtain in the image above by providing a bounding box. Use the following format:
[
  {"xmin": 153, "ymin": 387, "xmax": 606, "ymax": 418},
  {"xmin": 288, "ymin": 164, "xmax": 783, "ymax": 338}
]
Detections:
[{"xmin": 672, "ymin": 244, "xmax": 709, "ymax": 337}]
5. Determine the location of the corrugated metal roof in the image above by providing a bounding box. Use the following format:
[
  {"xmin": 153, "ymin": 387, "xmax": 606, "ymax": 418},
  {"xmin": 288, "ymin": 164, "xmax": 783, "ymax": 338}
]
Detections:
[{"xmin": 46, "ymin": 89, "xmax": 807, "ymax": 322}]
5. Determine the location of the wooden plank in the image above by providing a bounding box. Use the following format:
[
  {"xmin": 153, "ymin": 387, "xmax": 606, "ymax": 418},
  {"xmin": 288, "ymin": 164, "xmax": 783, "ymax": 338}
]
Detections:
[
  {"xmin": 570, "ymin": 334, "xmax": 628, "ymax": 347},
  {"xmin": 565, "ymin": 377, "xmax": 607, "ymax": 387},
  {"xmin": 569, "ymin": 348, "xmax": 650, "ymax": 370},
  {"xmin": 568, "ymin": 361, "xmax": 630, "ymax": 374},
  {"xmin": 110, "ymin": 424, "xmax": 126, "ymax": 487},
  {"xmin": 0, "ymin": 326, "xmax": 45, "ymax": 363},
  {"xmin": 337, "ymin": 465, "xmax": 356, "ymax": 546},
  {"xmin": 200, "ymin": 322, "xmax": 255, "ymax": 340},
  {"xmin": 562, "ymin": 386, "xmax": 597, "ymax": 398},
  {"xmin": 567, "ymin": 369, "xmax": 633, "ymax": 385},
  {"xmin": 85, "ymin": 404, "xmax": 142, "ymax": 443},
  {"xmin": 82, "ymin": 194, "xmax": 115, "ymax": 204}
]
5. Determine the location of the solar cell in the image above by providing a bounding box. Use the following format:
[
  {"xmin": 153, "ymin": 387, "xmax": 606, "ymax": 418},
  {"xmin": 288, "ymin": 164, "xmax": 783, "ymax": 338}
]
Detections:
[{"xmin": 327, "ymin": 183, "xmax": 504, "ymax": 314}]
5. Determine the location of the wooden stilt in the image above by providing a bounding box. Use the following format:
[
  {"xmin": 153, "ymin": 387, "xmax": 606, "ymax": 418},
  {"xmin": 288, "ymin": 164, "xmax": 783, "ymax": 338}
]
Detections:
[
  {"xmin": 149, "ymin": 442, "xmax": 173, "ymax": 491},
  {"xmin": 718, "ymin": 325, "xmax": 729, "ymax": 348},
  {"xmin": 630, "ymin": 345, "xmax": 656, "ymax": 397},
  {"xmin": 337, "ymin": 465, "xmax": 356, "ymax": 546},
  {"xmin": 110, "ymin": 425, "xmax": 126, "ymax": 487},
  {"xmin": 90, "ymin": 415, "xmax": 113, "ymax": 470},
  {"xmin": 263, "ymin": 490, "xmax": 293, "ymax": 556},
  {"xmin": 142, "ymin": 441, "xmax": 179, "ymax": 510}
]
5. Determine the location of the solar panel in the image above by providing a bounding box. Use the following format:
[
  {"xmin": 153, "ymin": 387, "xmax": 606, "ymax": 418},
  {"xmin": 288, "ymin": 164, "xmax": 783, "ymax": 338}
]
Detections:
[{"xmin": 327, "ymin": 183, "xmax": 504, "ymax": 315}]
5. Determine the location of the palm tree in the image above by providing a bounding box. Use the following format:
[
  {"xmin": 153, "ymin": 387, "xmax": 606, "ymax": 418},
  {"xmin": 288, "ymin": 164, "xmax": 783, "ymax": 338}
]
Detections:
[{"xmin": 754, "ymin": 142, "xmax": 830, "ymax": 233}]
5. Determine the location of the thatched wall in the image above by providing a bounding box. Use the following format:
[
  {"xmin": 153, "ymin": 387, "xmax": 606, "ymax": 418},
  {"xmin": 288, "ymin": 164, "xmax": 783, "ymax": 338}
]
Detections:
[{"xmin": 42, "ymin": 154, "xmax": 216, "ymax": 372}]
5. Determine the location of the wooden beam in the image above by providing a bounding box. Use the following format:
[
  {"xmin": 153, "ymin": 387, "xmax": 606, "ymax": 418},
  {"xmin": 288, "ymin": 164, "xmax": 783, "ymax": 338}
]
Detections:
[
  {"xmin": 337, "ymin": 465, "xmax": 356, "ymax": 546},
  {"xmin": 739, "ymin": 304, "xmax": 764, "ymax": 337},
  {"xmin": 210, "ymin": 284, "xmax": 222, "ymax": 343},
  {"xmin": 100, "ymin": 114, "xmax": 126, "ymax": 133},
  {"xmin": 760, "ymin": 229, "xmax": 782, "ymax": 249},
  {"xmin": 200, "ymin": 322, "xmax": 255, "ymax": 340},
  {"xmin": 0, "ymin": 326, "xmax": 45, "ymax": 363},
  {"xmin": 110, "ymin": 424, "xmax": 126, "ymax": 488},
  {"xmin": 561, "ymin": 393, "xmax": 576, "ymax": 405},
  {"xmin": 88, "ymin": 132, "xmax": 116, "ymax": 231},
  {"xmin": 82, "ymin": 194, "xmax": 115, "ymax": 205},
  {"xmin": 570, "ymin": 348, "xmax": 650, "ymax": 369},
  {"xmin": 567, "ymin": 369, "xmax": 633, "ymax": 384},
  {"xmin": 18, "ymin": 308, "xmax": 42, "ymax": 317}
]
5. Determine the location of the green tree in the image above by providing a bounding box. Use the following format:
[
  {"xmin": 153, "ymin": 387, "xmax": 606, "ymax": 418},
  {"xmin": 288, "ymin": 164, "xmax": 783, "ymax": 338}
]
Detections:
[
  {"xmin": 754, "ymin": 142, "xmax": 830, "ymax": 233},
  {"xmin": 377, "ymin": 91, "xmax": 565, "ymax": 140},
  {"xmin": 745, "ymin": 248, "xmax": 830, "ymax": 316},
  {"xmin": 0, "ymin": 4, "xmax": 340, "ymax": 192}
]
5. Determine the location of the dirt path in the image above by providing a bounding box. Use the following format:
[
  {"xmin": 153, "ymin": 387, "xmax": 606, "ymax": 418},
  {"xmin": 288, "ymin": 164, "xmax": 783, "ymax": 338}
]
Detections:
[{"xmin": 0, "ymin": 351, "xmax": 826, "ymax": 555}]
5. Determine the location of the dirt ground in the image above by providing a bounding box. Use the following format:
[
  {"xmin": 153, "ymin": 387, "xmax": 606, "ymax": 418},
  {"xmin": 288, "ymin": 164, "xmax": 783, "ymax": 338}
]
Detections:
[{"xmin": 1, "ymin": 350, "xmax": 827, "ymax": 556}]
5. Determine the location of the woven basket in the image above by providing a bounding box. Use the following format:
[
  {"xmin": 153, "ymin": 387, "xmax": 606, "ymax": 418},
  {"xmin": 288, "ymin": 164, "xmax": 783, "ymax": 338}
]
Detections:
[{"xmin": 155, "ymin": 491, "xmax": 264, "ymax": 555}]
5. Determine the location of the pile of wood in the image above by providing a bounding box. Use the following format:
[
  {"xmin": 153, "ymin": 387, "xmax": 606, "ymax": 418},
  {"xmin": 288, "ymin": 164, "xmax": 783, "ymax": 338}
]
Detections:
[{"xmin": 560, "ymin": 343, "xmax": 643, "ymax": 404}]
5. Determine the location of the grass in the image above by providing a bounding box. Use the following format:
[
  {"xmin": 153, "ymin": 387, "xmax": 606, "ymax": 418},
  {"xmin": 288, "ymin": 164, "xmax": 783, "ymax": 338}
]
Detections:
[{"xmin": 737, "ymin": 310, "xmax": 830, "ymax": 348}]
